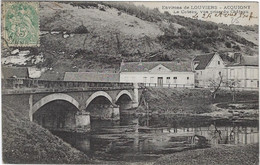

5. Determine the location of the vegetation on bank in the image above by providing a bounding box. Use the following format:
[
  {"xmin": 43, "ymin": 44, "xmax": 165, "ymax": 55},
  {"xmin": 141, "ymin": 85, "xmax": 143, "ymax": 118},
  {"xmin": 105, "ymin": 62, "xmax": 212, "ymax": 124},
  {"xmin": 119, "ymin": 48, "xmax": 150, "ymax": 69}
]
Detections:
[
  {"xmin": 154, "ymin": 144, "xmax": 259, "ymax": 165},
  {"xmin": 2, "ymin": 103, "xmax": 89, "ymax": 164},
  {"xmin": 139, "ymin": 87, "xmax": 259, "ymax": 114}
]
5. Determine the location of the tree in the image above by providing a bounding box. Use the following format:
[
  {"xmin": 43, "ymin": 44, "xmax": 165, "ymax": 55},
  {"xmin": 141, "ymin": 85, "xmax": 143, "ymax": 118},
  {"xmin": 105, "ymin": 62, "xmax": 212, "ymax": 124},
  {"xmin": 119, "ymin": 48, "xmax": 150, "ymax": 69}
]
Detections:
[
  {"xmin": 209, "ymin": 73, "xmax": 223, "ymax": 99},
  {"xmin": 225, "ymin": 80, "xmax": 240, "ymax": 102}
]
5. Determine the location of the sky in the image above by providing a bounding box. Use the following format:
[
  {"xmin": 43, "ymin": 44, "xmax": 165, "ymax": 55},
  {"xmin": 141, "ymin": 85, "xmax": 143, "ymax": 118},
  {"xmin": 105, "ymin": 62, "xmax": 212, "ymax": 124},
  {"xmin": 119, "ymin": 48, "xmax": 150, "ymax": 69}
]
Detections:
[{"xmin": 134, "ymin": 2, "xmax": 258, "ymax": 26}]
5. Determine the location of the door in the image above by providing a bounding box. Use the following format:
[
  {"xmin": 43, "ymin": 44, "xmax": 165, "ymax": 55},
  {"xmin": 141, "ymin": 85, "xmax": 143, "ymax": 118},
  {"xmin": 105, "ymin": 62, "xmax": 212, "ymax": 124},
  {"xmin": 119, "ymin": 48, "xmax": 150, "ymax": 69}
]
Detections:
[{"xmin": 157, "ymin": 77, "xmax": 163, "ymax": 87}]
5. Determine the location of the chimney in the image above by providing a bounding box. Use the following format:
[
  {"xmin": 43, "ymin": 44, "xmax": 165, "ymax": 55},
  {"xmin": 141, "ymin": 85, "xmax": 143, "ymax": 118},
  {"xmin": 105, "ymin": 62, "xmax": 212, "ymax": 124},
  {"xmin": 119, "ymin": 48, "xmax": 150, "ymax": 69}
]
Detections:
[{"xmin": 234, "ymin": 53, "xmax": 242, "ymax": 64}]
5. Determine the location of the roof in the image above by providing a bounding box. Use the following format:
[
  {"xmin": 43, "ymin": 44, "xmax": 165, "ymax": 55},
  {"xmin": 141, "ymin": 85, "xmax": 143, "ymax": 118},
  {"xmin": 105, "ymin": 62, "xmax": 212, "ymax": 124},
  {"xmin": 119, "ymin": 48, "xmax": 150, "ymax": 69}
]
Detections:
[
  {"xmin": 78, "ymin": 68, "xmax": 116, "ymax": 72},
  {"xmin": 227, "ymin": 55, "xmax": 259, "ymax": 67},
  {"xmin": 64, "ymin": 72, "xmax": 120, "ymax": 82},
  {"xmin": 120, "ymin": 61, "xmax": 192, "ymax": 72},
  {"xmin": 2, "ymin": 67, "xmax": 29, "ymax": 79},
  {"xmin": 193, "ymin": 53, "xmax": 215, "ymax": 70},
  {"xmin": 39, "ymin": 71, "xmax": 64, "ymax": 81},
  {"xmin": 240, "ymin": 56, "xmax": 258, "ymax": 66}
]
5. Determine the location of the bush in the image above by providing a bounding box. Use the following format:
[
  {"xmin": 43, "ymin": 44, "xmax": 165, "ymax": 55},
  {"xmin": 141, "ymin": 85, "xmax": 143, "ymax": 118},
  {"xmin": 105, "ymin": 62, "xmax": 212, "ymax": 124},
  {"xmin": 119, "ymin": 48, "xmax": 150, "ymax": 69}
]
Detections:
[
  {"xmin": 233, "ymin": 45, "xmax": 241, "ymax": 51},
  {"xmin": 74, "ymin": 25, "xmax": 89, "ymax": 34},
  {"xmin": 225, "ymin": 41, "xmax": 232, "ymax": 48}
]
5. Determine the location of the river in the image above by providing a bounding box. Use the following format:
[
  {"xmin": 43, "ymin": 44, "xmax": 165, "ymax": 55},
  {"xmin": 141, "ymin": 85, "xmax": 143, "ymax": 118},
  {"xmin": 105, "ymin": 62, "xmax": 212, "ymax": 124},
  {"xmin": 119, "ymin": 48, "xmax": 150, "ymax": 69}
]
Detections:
[{"xmin": 52, "ymin": 112, "xmax": 259, "ymax": 163}]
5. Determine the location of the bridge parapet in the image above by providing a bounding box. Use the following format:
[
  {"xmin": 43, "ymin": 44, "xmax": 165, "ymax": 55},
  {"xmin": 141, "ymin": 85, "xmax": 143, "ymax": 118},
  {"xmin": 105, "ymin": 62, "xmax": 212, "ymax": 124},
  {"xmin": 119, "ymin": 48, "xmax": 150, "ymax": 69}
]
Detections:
[{"xmin": 2, "ymin": 78, "xmax": 138, "ymax": 94}]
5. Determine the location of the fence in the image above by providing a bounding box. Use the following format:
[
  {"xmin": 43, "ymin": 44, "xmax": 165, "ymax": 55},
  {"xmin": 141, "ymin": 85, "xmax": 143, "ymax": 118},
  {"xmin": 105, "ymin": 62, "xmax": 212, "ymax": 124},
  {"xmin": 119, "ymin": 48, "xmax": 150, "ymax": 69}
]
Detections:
[
  {"xmin": 196, "ymin": 85, "xmax": 259, "ymax": 91},
  {"xmin": 142, "ymin": 82, "xmax": 258, "ymax": 91},
  {"xmin": 143, "ymin": 83, "xmax": 195, "ymax": 88}
]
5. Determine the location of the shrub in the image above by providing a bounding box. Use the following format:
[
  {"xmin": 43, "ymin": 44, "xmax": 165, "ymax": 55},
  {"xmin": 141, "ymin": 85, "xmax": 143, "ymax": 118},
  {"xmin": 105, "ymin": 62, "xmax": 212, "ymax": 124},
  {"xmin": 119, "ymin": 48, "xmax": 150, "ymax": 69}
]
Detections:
[
  {"xmin": 225, "ymin": 42, "xmax": 232, "ymax": 48},
  {"xmin": 74, "ymin": 25, "xmax": 89, "ymax": 34}
]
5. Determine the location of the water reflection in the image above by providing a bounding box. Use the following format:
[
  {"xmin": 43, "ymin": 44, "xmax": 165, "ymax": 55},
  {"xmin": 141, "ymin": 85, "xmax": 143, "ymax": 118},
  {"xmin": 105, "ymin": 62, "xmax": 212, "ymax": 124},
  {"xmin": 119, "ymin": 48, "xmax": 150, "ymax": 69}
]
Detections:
[
  {"xmin": 195, "ymin": 125, "xmax": 259, "ymax": 145},
  {"xmin": 52, "ymin": 113, "xmax": 259, "ymax": 162}
]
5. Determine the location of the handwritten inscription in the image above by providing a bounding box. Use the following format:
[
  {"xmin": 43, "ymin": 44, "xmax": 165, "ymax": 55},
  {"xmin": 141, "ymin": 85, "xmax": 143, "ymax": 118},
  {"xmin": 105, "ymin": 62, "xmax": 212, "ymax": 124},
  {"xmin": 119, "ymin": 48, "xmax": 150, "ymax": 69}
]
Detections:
[{"xmin": 192, "ymin": 11, "xmax": 257, "ymax": 22}]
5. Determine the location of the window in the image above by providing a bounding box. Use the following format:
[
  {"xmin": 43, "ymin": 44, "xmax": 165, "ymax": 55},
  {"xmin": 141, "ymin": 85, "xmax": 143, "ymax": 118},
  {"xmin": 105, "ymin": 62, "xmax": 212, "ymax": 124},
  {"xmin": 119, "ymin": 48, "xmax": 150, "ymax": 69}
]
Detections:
[
  {"xmin": 173, "ymin": 77, "xmax": 177, "ymax": 83},
  {"xmin": 143, "ymin": 77, "xmax": 147, "ymax": 83},
  {"xmin": 218, "ymin": 61, "xmax": 220, "ymax": 65},
  {"xmin": 187, "ymin": 77, "xmax": 189, "ymax": 80},
  {"xmin": 166, "ymin": 77, "xmax": 170, "ymax": 84},
  {"xmin": 157, "ymin": 77, "xmax": 163, "ymax": 86},
  {"xmin": 230, "ymin": 69, "xmax": 235, "ymax": 79},
  {"xmin": 219, "ymin": 71, "xmax": 221, "ymax": 75},
  {"xmin": 201, "ymin": 71, "xmax": 202, "ymax": 75},
  {"xmin": 150, "ymin": 77, "xmax": 154, "ymax": 83}
]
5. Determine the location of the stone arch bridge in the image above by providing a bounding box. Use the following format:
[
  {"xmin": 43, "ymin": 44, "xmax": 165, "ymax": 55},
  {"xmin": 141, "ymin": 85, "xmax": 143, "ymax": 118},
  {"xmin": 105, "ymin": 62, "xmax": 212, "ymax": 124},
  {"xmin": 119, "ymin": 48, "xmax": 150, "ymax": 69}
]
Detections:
[{"xmin": 2, "ymin": 78, "xmax": 144, "ymax": 131}]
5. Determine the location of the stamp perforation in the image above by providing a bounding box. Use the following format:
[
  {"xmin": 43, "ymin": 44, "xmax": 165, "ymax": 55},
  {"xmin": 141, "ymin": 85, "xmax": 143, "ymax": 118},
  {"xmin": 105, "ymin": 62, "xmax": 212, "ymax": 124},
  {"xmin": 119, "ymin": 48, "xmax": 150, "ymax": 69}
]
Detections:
[{"xmin": 2, "ymin": 1, "xmax": 40, "ymax": 47}]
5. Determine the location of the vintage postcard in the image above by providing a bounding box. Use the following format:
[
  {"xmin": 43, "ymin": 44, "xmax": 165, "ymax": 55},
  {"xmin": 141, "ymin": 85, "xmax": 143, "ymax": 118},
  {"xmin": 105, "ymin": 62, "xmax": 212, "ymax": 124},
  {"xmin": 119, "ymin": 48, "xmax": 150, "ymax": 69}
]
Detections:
[{"xmin": 1, "ymin": 1, "xmax": 259, "ymax": 164}]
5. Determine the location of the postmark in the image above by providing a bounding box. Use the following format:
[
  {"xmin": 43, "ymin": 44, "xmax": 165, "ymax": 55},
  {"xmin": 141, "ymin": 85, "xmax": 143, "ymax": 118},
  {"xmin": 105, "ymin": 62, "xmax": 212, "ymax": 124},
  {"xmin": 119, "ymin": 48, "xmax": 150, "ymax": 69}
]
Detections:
[{"xmin": 3, "ymin": 2, "xmax": 39, "ymax": 47}]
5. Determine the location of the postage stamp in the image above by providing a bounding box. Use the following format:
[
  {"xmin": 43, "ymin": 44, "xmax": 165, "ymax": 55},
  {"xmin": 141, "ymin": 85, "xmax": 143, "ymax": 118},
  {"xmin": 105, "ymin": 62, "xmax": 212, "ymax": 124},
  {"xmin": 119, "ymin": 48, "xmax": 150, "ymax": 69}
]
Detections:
[{"xmin": 2, "ymin": 2, "xmax": 39, "ymax": 47}]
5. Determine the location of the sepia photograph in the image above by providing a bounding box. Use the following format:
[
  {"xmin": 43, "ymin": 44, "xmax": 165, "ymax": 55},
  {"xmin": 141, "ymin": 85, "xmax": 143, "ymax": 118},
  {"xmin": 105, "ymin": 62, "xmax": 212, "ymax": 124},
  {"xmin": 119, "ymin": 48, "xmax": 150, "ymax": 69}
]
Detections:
[{"xmin": 1, "ymin": 1, "xmax": 259, "ymax": 164}]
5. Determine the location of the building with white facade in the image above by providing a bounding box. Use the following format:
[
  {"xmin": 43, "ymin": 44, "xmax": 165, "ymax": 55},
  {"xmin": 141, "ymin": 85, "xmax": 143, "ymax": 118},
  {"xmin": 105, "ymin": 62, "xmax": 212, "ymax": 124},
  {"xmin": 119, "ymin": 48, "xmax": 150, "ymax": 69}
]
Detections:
[
  {"xmin": 192, "ymin": 52, "xmax": 226, "ymax": 87},
  {"xmin": 226, "ymin": 55, "xmax": 259, "ymax": 90},
  {"xmin": 192, "ymin": 52, "xmax": 259, "ymax": 90},
  {"xmin": 120, "ymin": 61, "xmax": 195, "ymax": 88}
]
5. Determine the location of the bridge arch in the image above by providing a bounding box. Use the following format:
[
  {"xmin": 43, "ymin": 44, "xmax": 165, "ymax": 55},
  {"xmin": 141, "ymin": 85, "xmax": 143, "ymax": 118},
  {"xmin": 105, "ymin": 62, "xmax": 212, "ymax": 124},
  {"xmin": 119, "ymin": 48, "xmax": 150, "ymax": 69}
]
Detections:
[
  {"xmin": 115, "ymin": 90, "xmax": 133, "ymax": 102},
  {"xmin": 86, "ymin": 91, "xmax": 113, "ymax": 108},
  {"xmin": 32, "ymin": 93, "xmax": 80, "ymax": 115}
]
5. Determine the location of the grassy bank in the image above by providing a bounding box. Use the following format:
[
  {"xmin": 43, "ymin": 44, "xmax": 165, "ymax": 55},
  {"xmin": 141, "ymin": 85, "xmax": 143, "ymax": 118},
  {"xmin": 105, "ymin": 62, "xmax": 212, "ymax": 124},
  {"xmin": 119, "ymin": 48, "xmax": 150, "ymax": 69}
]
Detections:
[
  {"xmin": 140, "ymin": 88, "xmax": 258, "ymax": 114},
  {"xmin": 154, "ymin": 144, "xmax": 259, "ymax": 165},
  {"xmin": 2, "ymin": 103, "xmax": 89, "ymax": 164}
]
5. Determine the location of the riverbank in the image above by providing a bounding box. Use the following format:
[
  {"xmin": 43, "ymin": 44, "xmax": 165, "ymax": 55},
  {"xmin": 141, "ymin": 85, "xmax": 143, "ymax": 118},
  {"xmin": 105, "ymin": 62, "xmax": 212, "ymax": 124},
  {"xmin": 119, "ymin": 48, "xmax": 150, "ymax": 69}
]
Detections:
[
  {"xmin": 139, "ymin": 87, "xmax": 258, "ymax": 115},
  {"xmin": 154, "ymin": 143, "xmax": 259, "ymax": 165},
  {"xmin": 2, "ymin": 102, "xmax": 89, "ymax": 164}
]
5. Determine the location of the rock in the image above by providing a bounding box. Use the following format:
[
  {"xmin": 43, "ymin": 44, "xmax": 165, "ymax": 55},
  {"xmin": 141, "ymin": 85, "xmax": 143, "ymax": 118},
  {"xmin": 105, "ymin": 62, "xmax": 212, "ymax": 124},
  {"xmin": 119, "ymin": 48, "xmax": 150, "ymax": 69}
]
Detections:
[
  {"xmin": 63, "ymin": 34, "xmax": 70, "ymax": 38},
  {"xmin": 51, "ymin": 31, "xmax": 60, "ymax": 34},
  {"xmin": 11, "ymin": 49, "xmax": 19, "ymax": 55},
  {"xmin": 40, "ymin": 31, "xmax": 49, "ymax": 35},
  {"xmin": 19, "ymin": 50, "xmax": 30, "ymax": 56}
]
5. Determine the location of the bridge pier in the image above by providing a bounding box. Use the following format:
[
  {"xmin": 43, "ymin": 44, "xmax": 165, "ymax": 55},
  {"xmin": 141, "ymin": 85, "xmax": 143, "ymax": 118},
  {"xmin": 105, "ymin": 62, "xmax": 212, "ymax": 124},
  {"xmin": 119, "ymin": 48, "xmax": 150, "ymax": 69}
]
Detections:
[
  {"xmin": 133, "ymin": 83, "xmax": 139, "ymax": 108},
  {"xmin": 75, "ymin": 111, "xmax": 91, "ymax": 130},
  {"xmin": 88, "ymin": 104, "xmax": 120, "ymax": 121},
  {"xmin": 118, "ymin": 101, "xmax": 139, "ymax": 110},
  {"xmin": 112, "ymin": 106, "xmax": 120, "ymax": 121}
]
